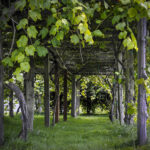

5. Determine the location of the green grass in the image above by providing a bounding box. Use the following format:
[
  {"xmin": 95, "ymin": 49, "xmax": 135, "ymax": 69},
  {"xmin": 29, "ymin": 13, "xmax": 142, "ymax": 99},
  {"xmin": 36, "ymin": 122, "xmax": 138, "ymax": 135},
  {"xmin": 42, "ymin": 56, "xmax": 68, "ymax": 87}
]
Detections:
[{"xmin": 1, "ymin": 114, "xmax": 150, "ymax": 150}]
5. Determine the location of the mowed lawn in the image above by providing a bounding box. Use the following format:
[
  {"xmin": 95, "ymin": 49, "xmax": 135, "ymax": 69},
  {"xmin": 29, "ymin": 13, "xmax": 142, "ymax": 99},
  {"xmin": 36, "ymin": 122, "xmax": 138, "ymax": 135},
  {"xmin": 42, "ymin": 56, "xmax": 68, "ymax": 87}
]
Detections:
[{"xmin": 1, "ymin": 114, "xmax": 150, "ymax": 150}]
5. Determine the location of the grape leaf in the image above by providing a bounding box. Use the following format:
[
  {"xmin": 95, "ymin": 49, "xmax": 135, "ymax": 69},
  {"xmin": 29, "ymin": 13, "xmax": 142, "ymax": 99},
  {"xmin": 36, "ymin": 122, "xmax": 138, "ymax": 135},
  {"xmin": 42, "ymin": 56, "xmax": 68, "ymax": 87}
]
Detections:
[
  {"xmin": 17, "ymin": 18, "xmax": 28, "ymax": 30},
  {"xmin": 116, "ymin": 22, "xmax": 126, "ymax": 31},
  {"xmin": 37, "ymin": 46, "xmax": 48, "ymax": 57},
  {"xmin": 20, "ymin": 62, "xmax": 30, "ymax": 72},
  {"xmin": 49, "ymin": 25, "xmax": 58, "ymax": 35},
  {"xmin": 47, "ymin": 16, "xmax": 56, "ymax": 26},
  {"xmin": 27, "ymin": 26, "xmax": 38, "ymax": 38},
  {"xmin": 93, "ymin": 30, "xmax": 104, "ymax": 37},
  {"xmin": 2, "ymin": 57, "xmax": 13, "ymax": 67},
  {"xmin": 39, "ymin": 27, "xmax": 48, "ymax": 39},
  {"xmin": 17, "ymin": 35, "xmax": 28, "ymax": 47},
  {"xmin": 78, "ymin": 23, "xmax": 87, "ymax": 34},
  {"xmin": 25, "ymin": 45, "xmax": 35, "ymax": 56},
  {"xmin": 16, "ymin": 52, "xmax": 25, "ymax": 63},
  {"xmin": 56, "ymin": 31, "xmax": 64, "ymax": 41},
  {"xmin": 128, "ymin": 7, "xmax": 137, "ymax": 18},
  {"xmin": 29, "ymin": 10, "xmax": 41, "ymax": 22},
  {"xmin": 70, "ymin": 34, "xmax": 80, "ymax": 45},
  {"xmin": 118, "ymin": 31, "xmax": 127, "ymax": 39}
]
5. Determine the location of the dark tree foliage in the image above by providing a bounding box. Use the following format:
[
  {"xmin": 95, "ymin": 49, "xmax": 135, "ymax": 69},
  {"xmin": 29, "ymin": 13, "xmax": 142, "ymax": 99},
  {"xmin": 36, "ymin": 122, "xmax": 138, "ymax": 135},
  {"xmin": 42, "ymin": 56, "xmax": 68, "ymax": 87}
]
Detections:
[{"xmin": 80, "ymin": 82, "xmax": 111, "ymax": 114}]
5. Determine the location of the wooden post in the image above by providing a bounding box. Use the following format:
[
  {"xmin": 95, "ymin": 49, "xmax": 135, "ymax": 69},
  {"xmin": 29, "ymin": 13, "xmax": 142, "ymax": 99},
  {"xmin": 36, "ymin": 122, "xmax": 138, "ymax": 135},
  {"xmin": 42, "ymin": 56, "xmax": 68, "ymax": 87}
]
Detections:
[
  {"xmin": 63, "ymin": 70, "xmax": 68, "ymax": 121},
  {"xmin": 71, "ymin": 75, "xmax": 77, "ymax": 117},
  {"xmin": 125, "ymin": 50, "xmax": 134, "ymax": 125},
  {"xmin": 118, "ymin": 52, "xmax": 124, "ymax": 125},
  {"xmin": 52, "ymin": 62, "xmax": 59, "ymax": 126},
  {"xmin": 137, "ymin": 18, "xmax": 148, "ymax": 145},
  {"xmin": 76, "ymin": 81, "xmax": 80, "ymax": 116},
  {"xmin": 44, "ymin": 54, "xmax": 50, "ymax": 127},
  {"xmin": 25, "ymin": 57, "xmax": 35, "ymax": 131}
]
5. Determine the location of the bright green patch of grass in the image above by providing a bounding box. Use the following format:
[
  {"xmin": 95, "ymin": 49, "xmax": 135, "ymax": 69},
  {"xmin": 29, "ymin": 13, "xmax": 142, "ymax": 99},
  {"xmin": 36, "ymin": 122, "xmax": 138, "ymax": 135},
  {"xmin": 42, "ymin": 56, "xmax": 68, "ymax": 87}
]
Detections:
[{"xmin": 1, "ymin": 114, "xmax": 150, "ymax": 150}]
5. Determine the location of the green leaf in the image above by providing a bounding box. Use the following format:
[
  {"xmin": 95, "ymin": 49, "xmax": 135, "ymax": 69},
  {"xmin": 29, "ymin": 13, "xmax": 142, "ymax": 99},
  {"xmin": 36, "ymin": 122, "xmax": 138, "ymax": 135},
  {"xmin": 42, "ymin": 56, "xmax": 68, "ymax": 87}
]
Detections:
[
  {"xmin": 96, "ymin": 20, "xmax": 102, "ymax": 24},
  {"xmin": 15, "ymin": 0, "xmax": 26, "ymax": 11},
  {"xmin": 17, "ymin": 18, "xmax": 28, "ymax": 30},
  {"xmin": 20, "ymin": 62, "xmax": 30, "ymax": 72},
  {"xmin": 33, "ymin": 40, "xmax": 40, "ymax": 47},
  {"xmin": 123, "ymin": 37, "xmax": 134, "ymax": 50},
  {"xmin": 112, "ymin": 15, "xmax": 121, "ymax": 25},
  {"xmin": 93, "ymin": 30, "xmax": 104, "ymax": 37},
  {"xmin": 84, "ymin": 30, "xmax": 94, "ymax": 44},
  {"xmin": 101, "ymin": 12, "xmax": 107, "ymax": 19},
  {"xmin": 70, "ymin": 34, "xmax": 80, "ymax": 45},
  {"xmin": 25, "ymin": 45, "xmax": 35, "ymax": 56},
  {"xmin": 78, "ymin": 23, "xmax": 87, "ymax": 34},
  {"xmin": 104, "ymin": 1, "xmax": 109, "ymax": 9},
  {"xmin": 16, "ymin": 52, "xmax": 25, "ymax": 63},
  {"xmin": 47, "ymin": 16, "xmax": 56, "ymax": 26},
  {"xmin": 29, "ymin": 10, "xmax": 41, "ymax": 22},
  {"xmin": 56, "ymin": 20, "xmax": 62, "ymax": 28},
  {"xmin": 128, "ymin": 7, "xmax": 137, "ymax": 18},
  {"xmin": 2, "ymin": 57, "xmax": 13, "ymax": 67},
  {"xmin": 131, "ymin": 32, "xmax": 138, "ymax": 51},
  {"xmin": 118, "ymin": 31, "xmax": 127, "ymax": 39},
  {"xmin": 11, "ymin": 50, "xmax": 19, "ymax": 62},
  {"xmin": 39, "ymin": 27, "xmax": 48, "ymax": 39},
  {"xmin": 56, "ymin": 31, "xmax": 64, "ymax": 41},
  {"xmin": 13, "ymin": 68, "xmax": 23, "ymax": 82},
  {"xmin": 51, "ymin": 38, "xmax": 61, "ymax": 47},
  {"xmin": 27, "ymin": 26, "xmax": 38, "ymax": 38},
  {"xmin": 51, "ymin": 7, "xmax": 57, "ymax": 13},
  {"xmin": 120, "ymin": 0, "xmax": 130, "ymax": 5},
  {"xmin": 116, "ymin": 22, "xmax": 126, "ymax": 31},
  {"xmin": 50, "ymin": 25, "xmax": 58, "ymax": 35},
  {"xmin": 37, "ymin": 46, "xmax": 48, "ymax": 57},
  {"xmin": 17, "ymin": 35, "xmax": 28, "ymax": 48}
]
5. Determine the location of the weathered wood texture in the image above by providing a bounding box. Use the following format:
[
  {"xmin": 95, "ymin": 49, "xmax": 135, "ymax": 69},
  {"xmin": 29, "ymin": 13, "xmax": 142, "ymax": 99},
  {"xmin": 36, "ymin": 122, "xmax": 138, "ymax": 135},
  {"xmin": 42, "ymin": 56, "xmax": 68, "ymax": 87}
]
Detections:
[
  {"xmin": 137, "ymin": 18, "xmax": 148, "ymax": 145},
  {"xmin": 71, "ymin": 75, "xmax": 77, "ymax": 117},
  {"xmin": 63, "ymin": 70, "xmax": 68, "ymax": 121},
  {"xmin": 44, "ymin": 55, "xmax": 50, "ymax": 127},
  {"xmin": 6, "ymin": 83, "xmax": 28, "ymax": 141}
]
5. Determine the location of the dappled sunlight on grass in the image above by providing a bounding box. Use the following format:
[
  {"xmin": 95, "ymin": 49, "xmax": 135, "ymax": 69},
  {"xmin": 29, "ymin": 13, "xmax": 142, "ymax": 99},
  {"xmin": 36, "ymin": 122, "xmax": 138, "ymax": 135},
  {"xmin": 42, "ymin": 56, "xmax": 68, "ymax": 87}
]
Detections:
[{"xmin": 1, "ymin": 114, "xmax": 150, "ymax": 150}]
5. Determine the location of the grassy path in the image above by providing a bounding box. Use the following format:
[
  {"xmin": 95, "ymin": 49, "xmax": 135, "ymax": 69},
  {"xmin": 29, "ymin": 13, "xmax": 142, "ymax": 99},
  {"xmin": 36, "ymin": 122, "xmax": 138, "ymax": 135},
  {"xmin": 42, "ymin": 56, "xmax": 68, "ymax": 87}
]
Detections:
[{"xmin": 1, "ymin": 114, "xmax": 150, "ymax": 150}]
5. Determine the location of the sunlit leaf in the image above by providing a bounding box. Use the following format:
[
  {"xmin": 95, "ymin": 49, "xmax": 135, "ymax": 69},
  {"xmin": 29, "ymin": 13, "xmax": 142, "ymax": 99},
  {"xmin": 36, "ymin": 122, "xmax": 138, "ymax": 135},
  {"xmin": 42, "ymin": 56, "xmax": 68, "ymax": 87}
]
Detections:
[
  {"xmin": 17, "ymin": 35, "xmax": 28, "ymax": 48},
  {"xmin": 17, "ymin": 18, "xmax": 28, "ymax": 30},
  {"xmin": 25, "ymin": 45, "xmax": 35, "ymax": 56},
  {"xmin": 70, "ymin": 34, "xmax": 80, "ymax": 45},
  {"xmin": 27, "ymin": 26, "xmax": 38, "ymax": 38}
]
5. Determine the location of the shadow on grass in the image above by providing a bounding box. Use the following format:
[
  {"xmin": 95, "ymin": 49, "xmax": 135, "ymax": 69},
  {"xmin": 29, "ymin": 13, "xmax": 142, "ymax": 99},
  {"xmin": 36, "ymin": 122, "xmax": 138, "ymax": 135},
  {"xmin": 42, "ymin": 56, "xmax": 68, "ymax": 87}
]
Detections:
[
  {"xmin": 80, "ymin": 113, "xmax": 108, "ymax": 117},
  {"xmin": 114, "ymin": 139, "xmax": 138, "ymax": 150}
]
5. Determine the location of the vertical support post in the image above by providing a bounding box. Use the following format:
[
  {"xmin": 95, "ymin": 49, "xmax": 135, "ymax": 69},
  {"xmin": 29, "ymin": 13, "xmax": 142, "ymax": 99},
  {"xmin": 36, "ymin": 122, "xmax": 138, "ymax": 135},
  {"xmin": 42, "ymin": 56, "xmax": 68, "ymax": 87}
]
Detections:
[
  {"xmin": 125, "ymin": 50, "xmax": 134, "ymax": 125},
  {"xmin": 53, "ymin": 62, "xmax": 59, "ymax": 126},
  {"xmin": 44, "ymin": 54, "xmax": 50, "ymax": 127},
  {"xmin": 114, "ymin": 75, "xmax": 119, "ymax": 120},
  {"xmin": 55, "ymin": 96, "xmax": 60, "ymax": 123},
  {"xmin": 63, "ymin": 70, "xmax": 68, "ymax": 121},
  {"xmin": 0, "ymin": 31, "xmax": 4, "ymax": 145},
  {"xmin": 25, "ymin": 57, "xmax": 35, "ymax": 131},
  {"xmin": 118, "ymin": 52, "xmax": 124, "ymax": 125},
  {"xmin": 71, "ymin": 75, "xmax": 77, "ymax": 117},
  {"xmin": 76, "ymin": 81, "xmax": 80, "ymax": 116},
  {"xmin": 137, "ymin": 18, "xmax": 148, "ymax": 145}
]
